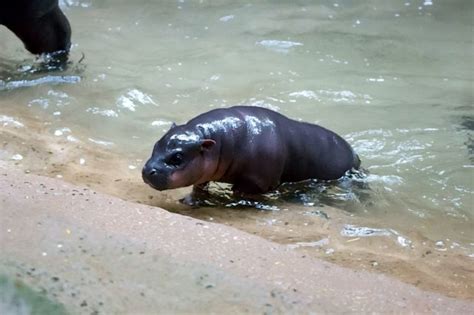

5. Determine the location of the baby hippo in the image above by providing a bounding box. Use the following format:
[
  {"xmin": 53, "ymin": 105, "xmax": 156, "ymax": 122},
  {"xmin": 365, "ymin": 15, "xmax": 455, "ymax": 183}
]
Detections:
[{"xmin": 142, "ymin": 106, "xmax": 360, "ymax": 195}]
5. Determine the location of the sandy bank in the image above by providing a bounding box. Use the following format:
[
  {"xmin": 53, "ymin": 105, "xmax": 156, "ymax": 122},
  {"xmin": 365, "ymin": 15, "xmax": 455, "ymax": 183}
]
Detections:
[{"xmin": 1, "ymin": 166, "xmax": 473, "ymax": 314}]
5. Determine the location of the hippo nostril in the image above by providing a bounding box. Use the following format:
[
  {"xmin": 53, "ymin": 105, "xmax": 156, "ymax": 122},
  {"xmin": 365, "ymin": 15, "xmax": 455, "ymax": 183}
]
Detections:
[{"xmin": 149, "ymin": 169, "xmax": 157, "ymax": 176}]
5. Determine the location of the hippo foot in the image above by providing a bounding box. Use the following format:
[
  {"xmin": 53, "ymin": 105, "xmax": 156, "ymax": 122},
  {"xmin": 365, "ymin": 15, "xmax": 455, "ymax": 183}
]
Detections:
[
  {"xmin": 37, "ymin": 50, "xmax": 70, "ymax": 71},
  {"xmin": 179, "ymin": 183, "xmax": 211, "ymax": 207},
  {"xmin": 179, "ymin": 194, "xmax": 201, "ymax": 208}
]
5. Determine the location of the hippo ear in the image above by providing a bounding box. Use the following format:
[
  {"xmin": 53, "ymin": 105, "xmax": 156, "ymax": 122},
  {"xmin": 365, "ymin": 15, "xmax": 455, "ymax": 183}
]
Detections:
[
  {"xmin": 169, "ymin": 122, "xmax": 177, "ymax": 130},
  {"xmin": 200, "ymin": 139, "xmax": 216, "ymax": 151}
]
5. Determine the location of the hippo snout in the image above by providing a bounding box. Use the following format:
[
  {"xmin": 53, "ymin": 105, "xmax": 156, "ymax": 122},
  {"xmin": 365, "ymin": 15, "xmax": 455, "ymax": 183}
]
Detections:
[
  {"xmin": 142, "ymin": 162, "xmax": 169, "ymax": 190},
  {"xmin": 141, "ymin": 164, "xmax": 156, "ymax": 183}
]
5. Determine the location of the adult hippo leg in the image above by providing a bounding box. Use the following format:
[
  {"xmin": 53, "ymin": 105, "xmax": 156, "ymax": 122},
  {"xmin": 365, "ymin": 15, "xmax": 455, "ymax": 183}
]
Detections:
[{"xmin": 3, "ymin": 5, "xmax": 71, "ymax": 67}]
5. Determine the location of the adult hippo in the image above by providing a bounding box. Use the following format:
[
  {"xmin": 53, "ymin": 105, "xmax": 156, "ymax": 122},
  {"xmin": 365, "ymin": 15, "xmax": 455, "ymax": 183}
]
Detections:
[
  {"xmin": 0, "ymin": 0, "xmax": 71, "ymax": 55},
  {"xmin": 142, "ymin": 106, "xmax": 361, "ymax": 195}
]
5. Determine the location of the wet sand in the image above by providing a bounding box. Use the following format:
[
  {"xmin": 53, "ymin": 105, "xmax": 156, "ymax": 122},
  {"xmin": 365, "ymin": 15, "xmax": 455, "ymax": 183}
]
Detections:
[{"xmin": 1, "ymin": 166, "xmax": 474, "ymax": 314}]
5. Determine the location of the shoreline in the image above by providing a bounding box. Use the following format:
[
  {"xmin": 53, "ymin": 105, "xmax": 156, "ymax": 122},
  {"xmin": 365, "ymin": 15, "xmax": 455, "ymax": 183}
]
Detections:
[
  {"xmin": 1, "ymin": 166, "xmax": 473, "ymax": 313},
  {"xmin": 0, "ymin": 111, "xmax": 473, "ymax": 302}
]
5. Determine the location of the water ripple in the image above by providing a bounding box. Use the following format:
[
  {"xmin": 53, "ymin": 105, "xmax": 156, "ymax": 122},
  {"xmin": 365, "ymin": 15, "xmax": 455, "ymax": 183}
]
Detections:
[
  {"xmin": 256, "ymin": 40, "xmax": 303, "ymax": 53},
  {"xmin": 0, "ymin": 116, "xmax": 24, "ymax": 128},
  {"xmin": 116, "ymin": 89, "xmax": 158, "ymax": 112},
  {"xmin": 0, "ymin": 76, "xmax": 81, "ymax": 90},
  {"xmin": 341, "ymin": 224, "xmax": 412, "ymax": 248}
]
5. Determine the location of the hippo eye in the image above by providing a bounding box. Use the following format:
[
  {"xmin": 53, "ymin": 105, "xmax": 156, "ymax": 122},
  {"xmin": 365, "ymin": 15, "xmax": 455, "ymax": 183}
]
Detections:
[{"xmin": 167, "ymin": 152, "xmax": 184, "ymax": 166}]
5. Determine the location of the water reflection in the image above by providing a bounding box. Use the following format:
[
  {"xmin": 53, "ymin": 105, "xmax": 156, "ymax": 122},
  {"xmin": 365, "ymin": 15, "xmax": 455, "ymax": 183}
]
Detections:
[
  {"xmin": 0, "ymin": 52, "xmax": 84, "ymax": 91},
  {"xmin": 0, "ymin": 75, "xmax": 81, "ymax": 91}
]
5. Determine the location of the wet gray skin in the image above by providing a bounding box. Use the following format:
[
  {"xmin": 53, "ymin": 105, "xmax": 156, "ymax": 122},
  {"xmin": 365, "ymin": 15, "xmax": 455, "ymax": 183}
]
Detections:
[{"xmin": 142, "ymin": 105, "xmax": 360, "ymax": 194}]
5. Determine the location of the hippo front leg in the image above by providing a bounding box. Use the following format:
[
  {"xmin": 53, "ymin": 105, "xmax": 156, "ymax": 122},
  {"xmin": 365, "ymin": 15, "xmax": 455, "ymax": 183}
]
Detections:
[
  {"xmin": 190, "ymin": 182, "xmax": 209, "ymax": 200},
  {"xmin": 192, "ymin": 182, "xmax": 210, "ymax": 195}
]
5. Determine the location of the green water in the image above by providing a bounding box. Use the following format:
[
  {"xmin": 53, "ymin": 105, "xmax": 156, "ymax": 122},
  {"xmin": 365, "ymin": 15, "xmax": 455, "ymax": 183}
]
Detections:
[{"xmin": 0, "ymin": 275, "xmax": 67, "ymax": 315}]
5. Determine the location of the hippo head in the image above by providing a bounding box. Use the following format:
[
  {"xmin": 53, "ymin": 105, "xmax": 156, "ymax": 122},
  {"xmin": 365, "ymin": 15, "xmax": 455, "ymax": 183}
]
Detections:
[{"xmin": 142, "ymin": 124, "xmax": 216, "ymax": 191}]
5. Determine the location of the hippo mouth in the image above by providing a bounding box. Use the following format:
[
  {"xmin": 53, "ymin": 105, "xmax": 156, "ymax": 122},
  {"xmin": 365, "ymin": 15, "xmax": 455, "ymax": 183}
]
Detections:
[
  {"xmin": 143, "ymin": 176, "xmax": 168, "ymax": 191},
  {"xmin": 142, "ymin": 169, "xmax": 169, "ymax": 191},
  {"xmin": 144, "ymin": 181, "xmax": 163, "ymax": 191},
  {"xmin": 144, "ymin": 179, "xmax": 169, "ymax": 191}
]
